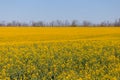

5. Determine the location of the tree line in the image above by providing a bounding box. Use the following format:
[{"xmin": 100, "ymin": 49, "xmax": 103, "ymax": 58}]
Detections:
[{"xmin": 0, "ymin": 18, "xmax": 120, "ymax": 27}]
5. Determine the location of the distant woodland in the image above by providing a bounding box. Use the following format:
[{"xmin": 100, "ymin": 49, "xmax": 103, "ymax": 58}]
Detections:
[{"xmin": 0, "ymin": 18, "xmax": 120, "ymax": 27}]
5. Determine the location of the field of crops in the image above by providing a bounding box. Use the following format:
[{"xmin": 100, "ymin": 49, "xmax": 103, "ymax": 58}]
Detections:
[{"xmin": 0, "ymin": 27, "xmax": 120, "ymax": 80}]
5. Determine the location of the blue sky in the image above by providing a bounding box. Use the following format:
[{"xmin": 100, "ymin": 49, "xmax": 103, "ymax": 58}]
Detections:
[{"xmin": 0, "ymin": 0, "xmax": 120, "ymax": 23}]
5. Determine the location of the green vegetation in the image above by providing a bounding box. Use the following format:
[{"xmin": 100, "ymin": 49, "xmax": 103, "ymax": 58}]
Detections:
[{"xmin": 0, "ymin": 40, "xmax": 120, "ymax": 80}]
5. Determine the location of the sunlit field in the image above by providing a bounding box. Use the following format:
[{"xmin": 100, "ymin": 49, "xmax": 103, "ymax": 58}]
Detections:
[
  {"xmin": 0, "ymin": 27, "xmax": 120, "ymax": 80},
  {"xmin": 0, "ymin": 27, "xmax": 120, "ymax": 43}
]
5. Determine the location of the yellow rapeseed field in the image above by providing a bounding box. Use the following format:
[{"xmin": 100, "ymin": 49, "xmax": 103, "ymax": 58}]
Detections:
[
  {"xmin": 0, "ymin": 27, "xmax": 120, "ymax": 80},
  {"xmin": 0, "ymin": 27, "xmax": 120, "ymax": 43}
]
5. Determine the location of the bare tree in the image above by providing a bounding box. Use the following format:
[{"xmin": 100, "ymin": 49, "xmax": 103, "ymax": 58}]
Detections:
[
  {"xmin": 82, "ymin": 21, "xmax": 91, "ymax": 26},
  {"xmin": 0, "ymin": 18, "xmax": 120, "ymax": 27},
  {"xmin": 64, "ymin": 20, "xmax": 70, "ymax": 26},
  {"xmin": 32, "ymin": 21, "xmax": 44, "ymax": 27},
  {"xmin": 0, "ymin": 21, "xmax": 6, "ymax": 26},
  {"xmin": 6, "ymin": 21, "xmax": 22, "ymax": 26},
  {"xmin": 71, "ymin": 20, "xmax": 78, "ymax": 27},
  {"xmin": 114, "ymin": 18, "xmax": 120, "ymax": 26}
]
